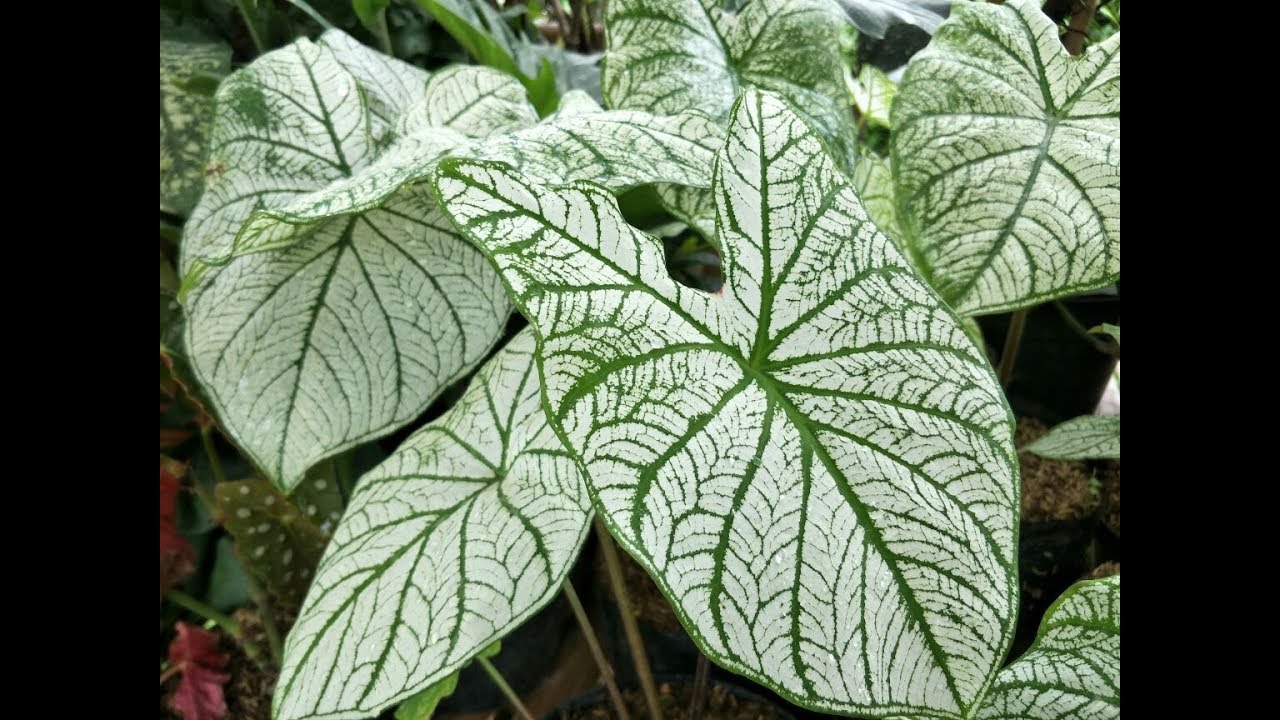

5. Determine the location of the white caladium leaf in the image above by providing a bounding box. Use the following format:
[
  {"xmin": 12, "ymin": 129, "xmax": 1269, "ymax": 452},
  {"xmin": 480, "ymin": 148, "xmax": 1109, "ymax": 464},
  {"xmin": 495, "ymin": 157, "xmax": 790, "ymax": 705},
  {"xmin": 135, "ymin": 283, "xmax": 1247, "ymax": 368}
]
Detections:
[
  {"xmin": 851, "ymin": 152, "xmax": 904, "ymax": 250},
  {"xmin": 182, "ymin": 31, "xmax": 718, "ymax": 492},
  {"xmin": 160, "ymin": 38, "xmax": 231, "ymax": 217},
  {"xmin": 603, "ymin": 0, "xmax": 857, "ymax": 166},
  {"xmin": 976, "ymin": 576, "xmax": 1120, "ymax": 720},
  {"xmin": 179, "ymin": 36, "xmax": 510, "ymax": 492},
  {"xmin": 892, "ymin": 0, "xmax": 1120, "ymax": 315},
  {"xmin": 1023, "ymin": 415, "xmax": 1119, "ymax": 460},
  {"xmin": 848, "ymin": 64, "xmax": 896, "ymax": 130},
  {"xmin": 434, "ymin": 88, "xmax": 1017, "ymax": 718},
  {"xmin": 273, "ymin": 328, "xmax": 592, "ymax": 720}
]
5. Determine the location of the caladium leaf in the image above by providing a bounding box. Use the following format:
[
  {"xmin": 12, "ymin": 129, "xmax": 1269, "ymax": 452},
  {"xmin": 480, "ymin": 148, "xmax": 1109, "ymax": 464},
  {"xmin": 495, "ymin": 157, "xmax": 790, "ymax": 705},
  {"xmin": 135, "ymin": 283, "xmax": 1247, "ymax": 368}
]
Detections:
[
  {"xmin": 434, "ymin": 88, "xmax": 1017, "ymax": 718},
  {"xmin": 851, "ymin": 151, "xmax": 903, "ymax": 250},
  {"xmin": 1022, "ymin": 415, "xmax": 1119, "ymax": 460},
  {"xmin": 274, "ymin": 329, "xmax": 592, "ymax": 720},
  {"xmin": 1090, "ymin": 323, "xmax": 1120, "ymax": 345},
  {"xmin": 848, "ymin": 64, "xmax": 896, "ymax": 130},
  {"xmin": 975, "ymin": 576, "xmax": 1120, "ymax": 719},
  {"xmin": 214, "ymin": 479, "xmax": 329, "ymax": 606},
  {"xmin": 603, "ymin": 0, "xmax": 857, "ymax": 167},
  {"xmin": 892, "ymin": 0, "xmax": 1120, "ymax": 315},
  {"xmin": 160, "ymin": 37, "xmax": 231, "ymax": 217}
]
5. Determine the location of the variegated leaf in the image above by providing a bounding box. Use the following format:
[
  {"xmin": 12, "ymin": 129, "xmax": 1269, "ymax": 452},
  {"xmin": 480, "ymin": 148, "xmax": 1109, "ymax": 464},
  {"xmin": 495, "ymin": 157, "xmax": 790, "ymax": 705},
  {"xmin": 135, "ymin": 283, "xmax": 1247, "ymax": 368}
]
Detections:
[
  {"xmin": 160, "ymin": 38, "xmax": 231, "ymax": 217},
  {"xmin": 892, "ymin": 0, "xmax": 1120, "ymax": 315},
  {"xmin": 181, "ymin": 29, "xmax": 718, "ymax": 492},
  {"xmin": 214, "ymin": 479, "xmax": 328, "ymax": 606},
  {"xmin": 603, "ymin": 0, "xmax": 857, "ymax": 167},
  {"xmin": 274, "ymin": 329, "xmax": 591, "ymax": 720},
  {"xmin": 975, "ymin": 576, "xmax": 1120, "ymax": 720},
  {"xmin": 1023, "ymin": 415, "xmax": 1119, "ymax": 460},
  {"xmin": 433, "ymin": 88, "xmax": 1017, "ymax": 718},
  {"xmin": 851, "ymin": 151, "xmax": 903, "ymax": 250}
]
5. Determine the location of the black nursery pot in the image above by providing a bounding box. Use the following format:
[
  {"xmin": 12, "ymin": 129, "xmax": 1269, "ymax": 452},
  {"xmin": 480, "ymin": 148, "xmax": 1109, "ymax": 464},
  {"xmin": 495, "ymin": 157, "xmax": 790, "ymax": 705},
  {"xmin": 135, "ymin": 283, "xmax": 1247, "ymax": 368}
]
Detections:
[
  {"xmin": 541, "ymin": 675, "xmax": 797, "ymax": 720},
  {"xmin": 978, "ymin": 292, "xmax": 1120, "ymax": 425}
]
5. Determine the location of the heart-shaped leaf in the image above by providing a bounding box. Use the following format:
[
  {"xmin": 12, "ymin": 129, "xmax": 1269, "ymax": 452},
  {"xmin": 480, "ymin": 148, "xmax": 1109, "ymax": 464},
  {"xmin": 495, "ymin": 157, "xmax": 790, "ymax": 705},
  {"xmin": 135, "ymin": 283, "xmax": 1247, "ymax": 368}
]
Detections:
[
  {"xmin": 603, "ymin": 0, "xmax": 857, "ymax": 166},
  {"xmin": 975, "ymin": 575, "xmax": 1120, "ymax": 719},
  {"xmin": 181, "ymin": 30, "xmax": 716, "ymax": 493},
  {"xmin": 892, "ymin": 0, "xmax": 1120, "ymax": 315},
  {"xmin": 274, "ymin": 328, "xmax": 591, "ymax": 720},
  {"xmin": 434, "ymin": 88, "xmax": 1017, "ymax": 719}
]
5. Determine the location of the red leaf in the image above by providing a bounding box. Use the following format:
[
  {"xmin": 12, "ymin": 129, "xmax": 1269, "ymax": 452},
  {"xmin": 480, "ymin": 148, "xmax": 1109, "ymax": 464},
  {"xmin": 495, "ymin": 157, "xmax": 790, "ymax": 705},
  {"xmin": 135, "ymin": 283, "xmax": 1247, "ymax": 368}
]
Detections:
[
  {"xmin": 167, "ymin": 622, "xmax": 230, "ymax": 720},
  {"xmin": 161, "ymin": 458, "xmax": 195, "ymax": 597}
]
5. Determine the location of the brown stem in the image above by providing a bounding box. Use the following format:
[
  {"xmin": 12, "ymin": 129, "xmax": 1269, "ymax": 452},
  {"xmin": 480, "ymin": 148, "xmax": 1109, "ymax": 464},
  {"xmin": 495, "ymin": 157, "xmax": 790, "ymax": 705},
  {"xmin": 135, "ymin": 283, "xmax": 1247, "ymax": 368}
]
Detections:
[
  {"xmin": 595, "ymin": 518, "xmax": 664, "ymax": 720},
  {"xmin": 1062, "ymin": 0, "xmax": 1097, "ymax": 55},
  {"xmin": 478, "ymin": 656, "xmax": 536, "ymax": 720},
  {"xmin": 546, "ymin": 0, "xmax": 574, "ymax": 47},
  {"xmin": 996, "ymin": 308, "xmax": 1029, "ymax": 389},
  {"xmin": 563, "ymin": 580, "xmax": 631, "ymax": 720},
  {"xmin": 688, "ymin": 654, "xmax": 711, "ymax": 720}
]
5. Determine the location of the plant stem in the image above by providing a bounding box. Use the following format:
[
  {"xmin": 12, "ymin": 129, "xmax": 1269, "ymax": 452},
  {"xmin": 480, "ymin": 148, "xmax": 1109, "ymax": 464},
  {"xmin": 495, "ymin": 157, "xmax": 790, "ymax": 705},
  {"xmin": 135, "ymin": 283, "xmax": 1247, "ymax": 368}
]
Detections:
[
  {"xmin": 563, "ymin": 580, "xmax": 631, "ymax": 720},
  {"xmin": 377, "ymin": 8, "xmax": 394, "ymax": 55},
  {"xmin": 1062, "ymin": 0, "xmax": 1097, "ymax": 55},
  {"xmin": 200, "ymin": 426, "xmax": 228, "ymax": 486},
  {"xmin": 996, "ymin": 308, "xmax": 1028, "ymax": 389},
  {"xmin": 241, "ymin": 568, "xmax": 284, "ymax": 666},
  {"xmin": 476, "ymin": 656, "xmax": 535, "ymax": 720},
  {"xmin": 688, "ymin": 653, "xmax": 710, "ymax": 720},
  {"xmin": 234, "ymin": 0, "xmax": 267, "ymax": 55},
  {"xmin": 1051, "ymin": 301, "xmax": 1118, "ymax": 357},
  {"xmin": 595, "ymin": 518, "xmax": 664, "ymax": 720},
  {"xmin": 159, "ymin": 663, "xmax": 182, "ymax": 685},
  {"xmin": 165, "ymin": 589, "xmax": 270, "ymax": 672}
]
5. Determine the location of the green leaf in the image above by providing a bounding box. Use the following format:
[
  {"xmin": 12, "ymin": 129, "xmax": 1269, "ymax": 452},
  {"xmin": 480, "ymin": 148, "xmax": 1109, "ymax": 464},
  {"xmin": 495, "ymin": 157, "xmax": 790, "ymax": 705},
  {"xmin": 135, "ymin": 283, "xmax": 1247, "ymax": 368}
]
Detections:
[
  {"xmin": 603, "ymin": 0, "xmax": 857, "ymax": 167},
  {"xmin": 395, "ymin": 641, "xmax": 500, "ymax": 720},
  {"xmin": 160, "ymin": 37, "xmax": 232, "ymax": 217},
  {"xmin": 433, "ymin": 88, "xmax": 1017, "ymax": 719},
  {"xmin": 1022, "ymin": 415, "xmax": 1119, "ymax": 460},
  {"xmin": 850, "ymin": 151, "xmax": 903, "ymax": 251},
  {"xmin": 892, "ymin": 0, "xmax": 1120, "ymax": 315},
  {"xmin": 215, "ymin": 479, "xmax": 328, "ymax": 606},
  {"xmin": 849, "ymin": 64, "xmax": 896, "ymax": 130},
  {"xmin": 352, "ymin": 0, "xmax": 391, "ymax": 30},
  {"xmin": 1090, "ymin": 323, "xmax": 1120, "ymax": 345},
  {"xmin": 414, "ymin": 0, "xmax": 559, "ymax": 115},
  {"xmin": 975, "ymin": 576, "xmax": 1119, "ymax": 719},
  {"xmin": 274, "ymin": 329, "xmax": 591, "ymax": 720}
]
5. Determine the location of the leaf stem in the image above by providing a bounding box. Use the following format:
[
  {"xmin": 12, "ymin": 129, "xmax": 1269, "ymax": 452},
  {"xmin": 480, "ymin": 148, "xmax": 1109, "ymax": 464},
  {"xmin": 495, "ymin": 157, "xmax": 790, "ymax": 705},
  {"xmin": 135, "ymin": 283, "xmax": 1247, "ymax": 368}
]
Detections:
[
  {"xmin": 377, "ymin": 8, "xmax": 394, "ymax": 55},
  {"xmin": 996, "ymin": 308, "xmax": 1029, "ymax": 389},
  {"xmin": 1051, "ymin": 301, "xmax": 1118, "ymax": 357},
  {"xmin": 241, "ymin": 568, "xmax": 284, "ymax": 666},
  {"xmin": 477, "ymin": 656, "xmax": 535, "ymax": 720},
  {"xmin": 234, "ymin": 0, "xmax": 267, "ymax": 55},
  {"xmin": 688, "ymin": 653, "xmax": 710, "ymax": 720},
  {"xmin": 595, "ymin": 518, "xmax": 664, "ymax": 720},
  {"xmin": 200, "ymin": 426, "xmax": 228, "ymax": 486},
  {"xmin": 563, "ymin": 580, "xmax": 631, "ymax": 720},
  {"xmin": 165, "ymin": 589, "xmax": 269, "ymax": 672}
]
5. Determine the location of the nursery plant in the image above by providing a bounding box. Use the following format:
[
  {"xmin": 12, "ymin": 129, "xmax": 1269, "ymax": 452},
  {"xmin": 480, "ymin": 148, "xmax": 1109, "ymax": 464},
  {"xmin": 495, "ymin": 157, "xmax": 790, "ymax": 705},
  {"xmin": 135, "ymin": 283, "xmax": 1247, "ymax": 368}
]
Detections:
[{"xmin": 162, "ymin": 1, "xmax": 1119, "ymax": 719}]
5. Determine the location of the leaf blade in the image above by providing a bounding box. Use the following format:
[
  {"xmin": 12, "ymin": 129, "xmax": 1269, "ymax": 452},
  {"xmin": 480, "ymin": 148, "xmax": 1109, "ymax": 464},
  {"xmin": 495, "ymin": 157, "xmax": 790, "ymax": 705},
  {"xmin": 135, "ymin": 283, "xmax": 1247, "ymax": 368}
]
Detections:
[
  {"xmin": 432, "ymin": 87, "xmax": 1017, "ymax": 718},
  {"xmin": 891, "ymin": 0, "xmax": 1120, "ymax": 315}
]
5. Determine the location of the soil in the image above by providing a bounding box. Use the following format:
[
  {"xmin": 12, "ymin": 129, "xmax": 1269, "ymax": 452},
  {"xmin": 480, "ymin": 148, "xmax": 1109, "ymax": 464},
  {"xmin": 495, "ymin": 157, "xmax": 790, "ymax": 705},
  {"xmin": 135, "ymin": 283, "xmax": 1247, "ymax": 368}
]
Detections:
[
  {"xmin": 595, "ymin": 545, "xmax": 684, "ymax": 633},
  {"xmin": 1017, "ymin": 418, "xmax": 1098, "ymax": 522},
  {"xmin": 1099, "ymin": 459, "xmax": 1120, "ymax": 536},
  {"xmin": 555, "ymin": 681, "xmax": 790, "ymax": 720},
  {"xmin": 1085, "ymin": 562, "xmax": 1120, "ymax": 580}
]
